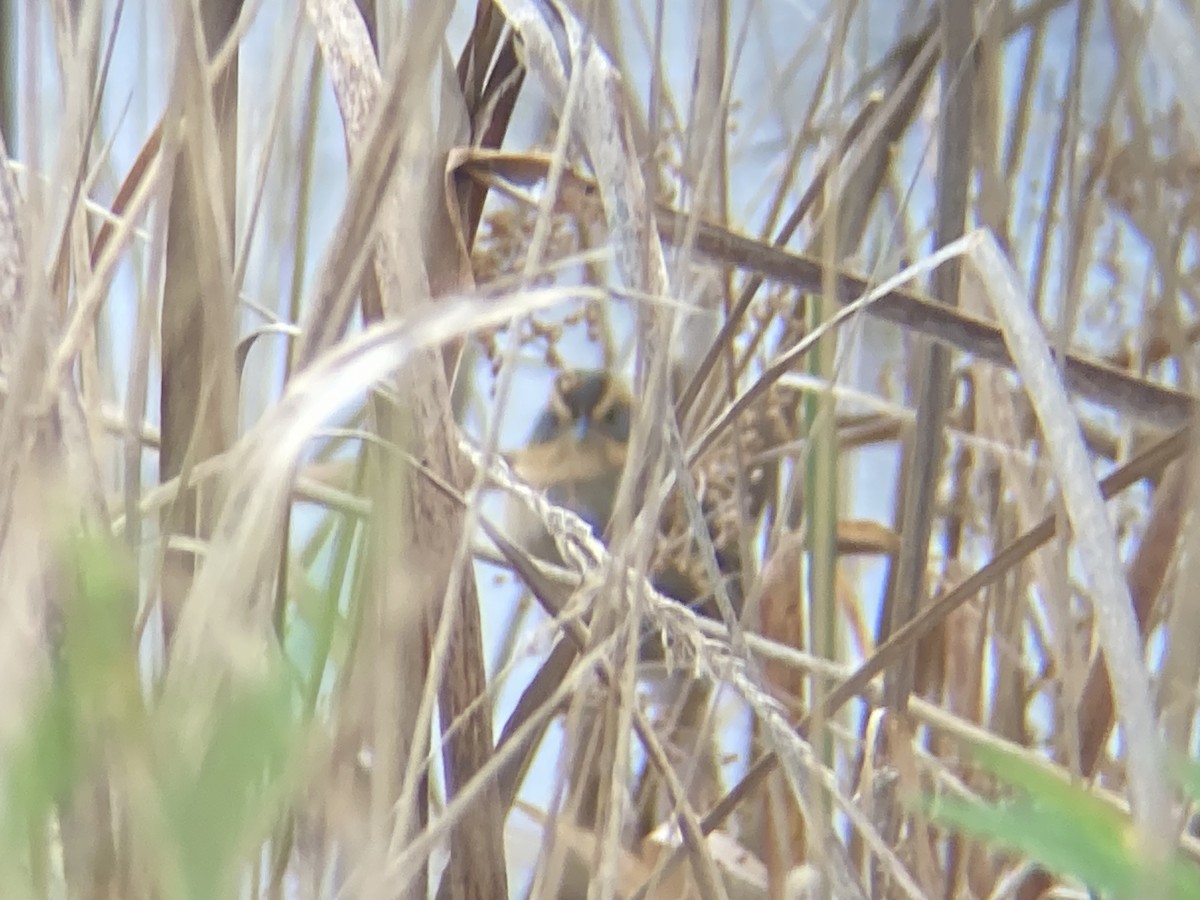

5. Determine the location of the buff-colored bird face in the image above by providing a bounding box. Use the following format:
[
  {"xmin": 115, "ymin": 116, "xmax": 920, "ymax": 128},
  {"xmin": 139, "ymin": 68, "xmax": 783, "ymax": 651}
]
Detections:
[{"xmin": 508, "ymin": 369, "xmax": 632, "ymax": 552}]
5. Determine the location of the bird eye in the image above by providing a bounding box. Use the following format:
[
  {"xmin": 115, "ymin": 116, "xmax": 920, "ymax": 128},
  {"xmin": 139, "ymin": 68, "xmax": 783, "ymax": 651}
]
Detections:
[{"xmin": 602, "ymin": 402, "xmax": 631, "ymax": 442}]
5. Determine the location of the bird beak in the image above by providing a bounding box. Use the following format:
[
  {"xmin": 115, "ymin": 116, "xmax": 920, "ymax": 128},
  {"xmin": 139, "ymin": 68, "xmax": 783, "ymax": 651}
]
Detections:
[{"xmin": 573, "ymin": 416, "xmax": 591, "ymax": 443}]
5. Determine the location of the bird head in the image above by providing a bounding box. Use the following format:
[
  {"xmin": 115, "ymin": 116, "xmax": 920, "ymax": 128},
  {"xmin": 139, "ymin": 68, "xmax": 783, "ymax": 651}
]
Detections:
[{"xmin": 509, "ymin": 369, "xmax": 632, "ymax": 537}]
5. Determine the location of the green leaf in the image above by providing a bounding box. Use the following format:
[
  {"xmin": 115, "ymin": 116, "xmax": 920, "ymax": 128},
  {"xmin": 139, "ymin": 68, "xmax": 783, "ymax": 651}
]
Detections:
[
  {"xmin": 157, "ymin": 667, "xmax": 299, "ymax": 900},
  {"xmin": 921, "ymin": 741, "xmax": 1200, "ymax": 898}
]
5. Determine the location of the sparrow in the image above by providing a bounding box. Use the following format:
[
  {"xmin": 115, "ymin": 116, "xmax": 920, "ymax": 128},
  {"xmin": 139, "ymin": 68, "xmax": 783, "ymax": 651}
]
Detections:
[
  {"xmin": 507, "ymin": 366, "xmax": 799, "ymax": 616},
  {"xmin": 506, "ymin": 369, "xmax": 633, "ymax": 564},
  {"xmin": 504, "ymin": 367, "xmax": 799, "ymax": 843}
]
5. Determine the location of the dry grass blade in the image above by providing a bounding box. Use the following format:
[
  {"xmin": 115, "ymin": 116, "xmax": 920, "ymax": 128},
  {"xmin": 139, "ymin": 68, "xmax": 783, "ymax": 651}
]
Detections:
[
  {"xmin": 0, "ymin": 136, "xmax": 23, "ymax": 386},
  {"xmin": 635, "ymin": 419, "xmax": 1188, "ymax": 895},
  {"xmin": 162, "ymin": 284, "xmax": 574, "ymax": 713},
  {"xmin": 151, "ymin": 263, "xmax": 564, "ymax": 889},
  {"xmin": 1159, "ymin": 445, "xmax": 1200, "ymax": 750},
  {"xmin": 454, "ymin": 1, "xmax": 526, "ymax": 248},
  {"xmin": 1076, "ymin": 460, "xmax": 1188, "ymax": 777},
  {"xmin": 158, "ymin": 0, "xmax": 240, "ymax": 645},
  {"xmin": 303, "ymin": 4, "xmax": 505, "ymax": 899},
  {"xmin": 474, "ymin": 439, "xmax": 894, "ymax": 897},
  {"xmin": 1125, "ymin": 0, "xmax": 1200, "ymax": 144},
  {"xmin": 883, "ymin": 0, "xmax": 977, "ymax": 715},
  {"xmin": 660, "ymin": 212, "xmax": 1196, "ymax": 429},
  {"xmin": 966, "ymin": 230, "xmax": 1172, "ymax": 862},
  {"xmin": 0, "ymin": 119, "xmax": 116, "ymax": 900},
  {"xmin": 1010, "ymin": 451, "xmax": 1194, "ymax": 897},
  {"xmin": 486, "ymin": 6, "xmax": 732, "ymax": 897},
  {"xmin": 495, "ymin": 0, "xmax": 668, "ymax": 304},
  {"xmin": 676, "ymin": 92, "xmax": 885, "ymax": 427},
  {"xmin": 471, "ymin": 440, "xmax": 750, "ymax": 899},
  {"xmin": 8, "ymin": 2, "xmax": 1200, "ymax": 898},
  {"xmin": 688, "ymin": 235, "xmax": 978, "ymax": 467},
  {"xmin": 492, "ymin": 3, "xmax": 684, "ymax": 634},
  {"xmin": 0, "ymin": 131, "xmax": 51, "ymax": 758},
  {"xmin": 458, "ymin": 153, "xmax": 1197, "ymax": 427}
]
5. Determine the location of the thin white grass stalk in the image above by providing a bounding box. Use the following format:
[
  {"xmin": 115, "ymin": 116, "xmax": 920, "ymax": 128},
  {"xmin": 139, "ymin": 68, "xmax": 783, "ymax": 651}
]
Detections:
[
  {"xmin": 376, "ymin": 629, "xmax": 698, "ymax": 899},
  {"xmin": 371, "ymin": 640, "xmax": 594, "ymax": 898},
  {"xmin": 446, "ymin": 29, "xmax": 609, "ymax": 898},
  {"xmin": 644, "ymin": 823, "xmax": 770, "ymax": 894},
  {"xmin": 966, "ymin": 230, "xmax": 1172, "ymax": 859},
  {"xmin": 709, "ymin": 628, "xmax": 920, "ymax": 898},
  {"xmin": 0, "ymin": 136, "xmax": 26, "ymax": 366},
  {"xmin": 495, "ymin": 0, "xmax": 669, "ymax": 303},
  {"xmin": 5, "ymin": 164, "xmax": 288, "ymax": 326},
  {"xmin": 912, "ymin": 696, "xmax": 1192, "ymax": 845},
  {"xmin": 303, "ymin": 5, "xmax": 513, "ymax": 891},
  {"xmin": 161, "ymin": 284, "xmax": 593, "ymax": 695},
  {"xmin": 463, "ymin": 445, "xmax": 732, "ymax": 900},
  {"xmin": 44, "ymin": 0, "xmax": 106, "ymax": 246},
  {"xmin": 0, "ymin": 135, "xmax": 53, "ymax": 752},
  {"xmin": 1122, "ymin": 0, "xmax": 1200, "ymax": 148},
  {"xmin": 36, "ymin": 147, "xmax": 165, "ymax": 414},
  {"xmin": 667, "ymin": 6, "xmax": 753, "ymax": 386},
  {"xmin": 520, "ymin": 38, "xmax": 585, "ymax": 282},
  {"xmin": 690, "ymin": 232, "xmax": 978, "ymax": 464},
  {"xmin": 231, "ymin": 8, "xmax": 309, "ymax": 291},
  {"xmin": 370, "ymin": 576, "xmax": 651, "ymax": 896},
  {"xmin": 4, "ymin": 159, "xmax": 154, "ymax": 243},
  {"xmin": 206, "ymin": 0, "xmax": 272, "ymax": 95},
  {"xmin": 776, "ymin": 371, "xmax": 1051, "ymax": 474},
  {"xmin": 682, "ymin": 633, "xmax": 902, "ymax": 895},
  {"xmin": 110, "ymin": 446, "xmax": 371, "ymax": 533},
  {"xmin": 597, "ymin": 233, "xmax": 970, "ymax": 651},
  {"xmin": 494, "ymin": 11, "xmax": 684, "ymax": 716},
  {"xmin": 606, "ymin": 597, "xmax": 654, "ymax": 900},
  {"xmin": 481, "ymin": 423, "xmax": 1181, "ymax": 892},
  {"xmin": 985, "ymin": 861, "xmax": 1047, "ymax": 900},
  {"xmin": 708, "ymin": 619, "xmax": 1200, "ymax": 864},
  {"xmin": 1160, "ymin": 462, "xmax": 1200, "ymax": 752},
  {"xmin": 475, "ymin": 443, "xmax": 905, "ymax": 898},
  {"xmin": 497, "ymin": 4, "xmax": 681, "ymax": 539},
  {"xmin": 404, "ymin": 613, "xmax": 588, "ymax": 809}
]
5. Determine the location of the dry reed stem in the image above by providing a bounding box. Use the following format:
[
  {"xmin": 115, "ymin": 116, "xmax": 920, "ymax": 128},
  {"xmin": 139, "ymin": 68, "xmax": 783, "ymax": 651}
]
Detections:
[{"xmin": 5, "ymin": 1, "xmax": 1200, "ymax": 898}]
